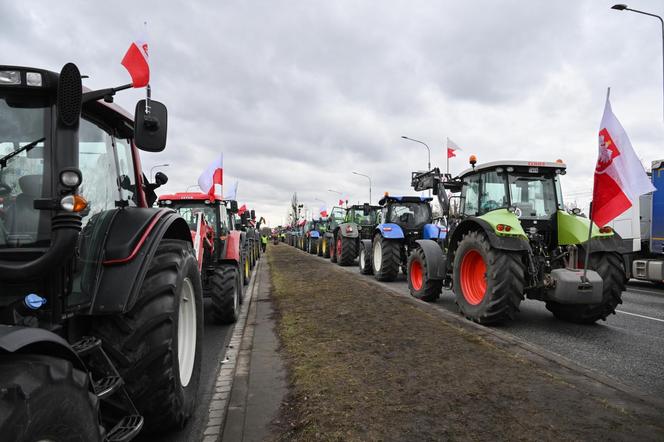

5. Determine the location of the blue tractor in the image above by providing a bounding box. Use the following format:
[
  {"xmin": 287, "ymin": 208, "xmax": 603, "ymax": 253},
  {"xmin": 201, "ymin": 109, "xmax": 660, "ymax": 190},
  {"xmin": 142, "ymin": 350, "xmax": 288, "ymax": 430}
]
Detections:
[{"xmin": 360, "ymin": 195, "xmax": 445, "ymax": 283}]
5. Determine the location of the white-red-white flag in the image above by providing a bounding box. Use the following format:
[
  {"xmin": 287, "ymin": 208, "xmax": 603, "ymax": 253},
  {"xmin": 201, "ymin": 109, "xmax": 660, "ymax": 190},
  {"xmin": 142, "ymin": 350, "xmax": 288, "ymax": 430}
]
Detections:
[
  {"xmin": 447, "ymin": 137, "xmax": 462, "ymax": 159},
  {"xmin": 198, "ymin": 154, "xmax": 223, "ymax": 199},
  {"xmin": 592, "ymin": 94, "xmax": 655, "ymax": 226},
  {"xmin": 121, "ymin": 39, "xmax": 150, "ymax": 88}
]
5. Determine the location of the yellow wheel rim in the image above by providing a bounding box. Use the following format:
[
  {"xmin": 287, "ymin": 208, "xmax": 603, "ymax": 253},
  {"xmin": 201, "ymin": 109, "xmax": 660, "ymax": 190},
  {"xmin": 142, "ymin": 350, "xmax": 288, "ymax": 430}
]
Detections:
[
  {"xmin": 322, "ymin": 240, "xmax": 327, "ymax": 254},
  {"xmin": 245, "ymin": 259, "xmax": 249, "ymax": 277}
]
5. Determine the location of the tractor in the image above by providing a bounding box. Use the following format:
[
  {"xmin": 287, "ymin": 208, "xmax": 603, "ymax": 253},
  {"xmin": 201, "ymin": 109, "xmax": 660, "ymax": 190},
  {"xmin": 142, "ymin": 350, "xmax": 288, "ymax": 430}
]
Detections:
[
  {"xmin": 227, "ymin": 202, "xmax": 252, "ymax": 286},
  {"xmin": 335, "ymin": 203, "xmax": 381, "ymax": 268},
  {"xmin": 305, "ymin": 218, "xmax": 325, "ymax": 255},
  {"xmin": 407, "ymin": 160, "xmax": 626, "ymax": 325},
  {"xmin": 369, "ymin": 195, "xmax": 446, "ymax": 281},
  {"xmin": 157, "ymin": 192, "xmax": 244, "ymax": 324},
  {"xmin": 321, "ymin": 206, "xmax": 346, "ymax": 261},
  {"xmin": 0, "ymin": 63, "xmax": 202, "ymax": 440}
]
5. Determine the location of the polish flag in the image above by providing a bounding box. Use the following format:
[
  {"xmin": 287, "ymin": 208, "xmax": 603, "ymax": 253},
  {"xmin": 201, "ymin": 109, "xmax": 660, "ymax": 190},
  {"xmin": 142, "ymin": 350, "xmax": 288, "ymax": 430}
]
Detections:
[
  {"xmin": 447, "ymin": 137, "xmax": 462, "ymax": 159},
  {"xmin": 591, "ymin": 94, "xmax": 655, "ymax": 227},
  {"xmin": 338, "ymin": 199, "xmax": 344, "ymax": 206},
  {"xmin": 121, "ymin": 39, "xmax": 150, "ymax": 88},
  {"xmin": 238, "ymin": 204, "xmax": 247, "ymax": 216},
  {"xmin": 198, "ymin": 154, "xmax": 223, "ymax": 199},
  {"xmin": 319, "ymin": 204, "xmax": 328, "ymax": 218}
]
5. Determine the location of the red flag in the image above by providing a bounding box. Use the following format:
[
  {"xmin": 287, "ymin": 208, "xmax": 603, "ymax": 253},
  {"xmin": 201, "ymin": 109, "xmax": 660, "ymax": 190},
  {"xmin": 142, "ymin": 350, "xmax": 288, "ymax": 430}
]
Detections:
[
  {"xmin": 197, "ymin": 154, "xmax": 223, "ymax": 199},
  {"xmin": 447, "ymin": 137, "xmax": 462, "ymax": 159},
  {"xmin": 121, "ymin": 40, "xmax": 150, "ymax": 88},
  {"xmin": 338, "ymin": 199, "xmax": 343, "ymax": 206},
  {"xmin": 238, "ymin": 204, "xmax": 247, "ymax": 215},
  {"xmin": 591, "ymin": 94, "xmax": 655, "ymax": 226}
]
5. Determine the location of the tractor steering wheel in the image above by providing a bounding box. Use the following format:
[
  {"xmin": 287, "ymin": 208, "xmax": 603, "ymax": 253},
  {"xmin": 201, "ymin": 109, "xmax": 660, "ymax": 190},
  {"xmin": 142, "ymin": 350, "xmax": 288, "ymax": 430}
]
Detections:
[
  {"xmin": 482, "ymin": 200, "xmax": 501, "ymax": 211},
  {"xmin": 0, "ymin": 183, "xmax": 11, "ymax": 197}
]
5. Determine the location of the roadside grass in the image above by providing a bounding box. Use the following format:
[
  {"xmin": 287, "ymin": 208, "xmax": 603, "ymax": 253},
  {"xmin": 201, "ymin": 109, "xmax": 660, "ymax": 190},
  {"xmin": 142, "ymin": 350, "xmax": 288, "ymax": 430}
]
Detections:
[{"xmin": 267, "ymin": 246, "xmax": 664, "ymax": 441}]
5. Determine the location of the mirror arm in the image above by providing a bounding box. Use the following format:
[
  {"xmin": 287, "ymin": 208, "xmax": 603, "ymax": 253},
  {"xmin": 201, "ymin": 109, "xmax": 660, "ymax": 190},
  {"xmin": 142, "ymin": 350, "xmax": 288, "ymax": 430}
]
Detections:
[{"xmin": 82, "ymin": 83, "xmax": 133, "ymax": 104}]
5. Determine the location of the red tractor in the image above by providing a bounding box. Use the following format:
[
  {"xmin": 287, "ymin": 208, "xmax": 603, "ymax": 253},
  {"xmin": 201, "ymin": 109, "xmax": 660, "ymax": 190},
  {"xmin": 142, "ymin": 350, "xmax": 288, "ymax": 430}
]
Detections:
[{"xmin": 158, "ymin": 192, "xmax": 244, "ymax": 323}]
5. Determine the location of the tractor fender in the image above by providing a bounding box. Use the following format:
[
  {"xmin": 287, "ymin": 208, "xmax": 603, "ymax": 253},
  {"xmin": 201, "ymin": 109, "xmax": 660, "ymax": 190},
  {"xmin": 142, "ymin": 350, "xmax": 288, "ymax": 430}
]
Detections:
[
  {"xmin": 88, "ymin": 208, "xmax": 193, "ymax": 315},
  {"xmin": 0, "ymin": 325, "xmax": 86, "ymax": 372},
  {"xmin": 447, "ymin": 218, "xmax": 530, "ymax": 255},
  {"xmin": 338, "ymin": 223, "xmax": 360, "ymax": 239},
  {"xmin": 581, "ymin": 234, "xmax": 623, "ymax": 254},
  {"xmin": 415, "ymin": 240, "xmax": 447, "ymax": 279},
  {"xmin": 376, "ymin": 223, "xmax": 404, "ymax": 239},
  {"xmin": 423, "ymin": 223, "xmax": 446, "ymax": 240},
  {"xmin": 224, "ymin": 230, "xmax": 242, "ymax": 263}
]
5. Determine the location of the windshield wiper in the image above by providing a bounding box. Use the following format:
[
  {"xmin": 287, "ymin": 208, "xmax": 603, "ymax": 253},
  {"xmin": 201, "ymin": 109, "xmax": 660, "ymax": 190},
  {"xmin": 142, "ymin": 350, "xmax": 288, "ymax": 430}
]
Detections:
[{"xmin": 0, "ymin": 137, "xmax": 46, "ymax": 169}]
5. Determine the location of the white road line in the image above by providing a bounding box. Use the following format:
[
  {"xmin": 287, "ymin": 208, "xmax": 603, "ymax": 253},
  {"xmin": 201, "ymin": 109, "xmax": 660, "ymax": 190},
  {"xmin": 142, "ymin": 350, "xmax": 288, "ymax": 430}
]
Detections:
[
  {"xmin": 616, "ymin": 309, "xmax": 664, "ymax": 323},
  {"xmin": 626, "ymin": 287, "xmax": 664, "ymax": 296}
]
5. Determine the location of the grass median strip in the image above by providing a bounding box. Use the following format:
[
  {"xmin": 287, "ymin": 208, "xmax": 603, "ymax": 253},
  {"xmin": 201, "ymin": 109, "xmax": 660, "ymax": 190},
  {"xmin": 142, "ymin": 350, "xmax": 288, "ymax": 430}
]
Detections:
[{"xmin": 268, "ymin": 246, "xmax": 663, "ymax": 441}]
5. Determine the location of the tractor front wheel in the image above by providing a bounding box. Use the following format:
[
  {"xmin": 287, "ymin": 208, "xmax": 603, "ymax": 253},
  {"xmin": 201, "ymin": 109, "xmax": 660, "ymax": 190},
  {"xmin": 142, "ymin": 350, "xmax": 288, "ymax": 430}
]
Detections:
[
  {"xmin": 546, "ymin": 252, "xmax": 625, "ymax": 324},
  {"xmin": 408, "ymin": 247, "xmax": 442, "ymax": 302},
  {"xmin": 330, "ymin": 235, "xmax": 338, "ymax": 263},
  {"xmin": 337, "ymin": 235, "xmax": 357, "ymax": 266},
  {"xmin": 309, "ymin": 238, "xmax": 318, "ymax": 255},
  {"xmin": 372, "ymin": 234, "xmax": 400, "ymax": 281},
  {"xmin": 359, "ymin": 242, "xmax": 373, "ymax": 275},
  {"xmin": 92, "ymin": 239, "xmax": 203, "ymax": 433},
  {"xmin": 453, "ymin": 231, "xmax": 524, "ymax": 324},
  {"xmin": 322, "ymin": 237, "xmax": 331, "ymax": 258},
  {"xmin": 210, "ymin": 265, "xmax": 242, "ymax": 324}
]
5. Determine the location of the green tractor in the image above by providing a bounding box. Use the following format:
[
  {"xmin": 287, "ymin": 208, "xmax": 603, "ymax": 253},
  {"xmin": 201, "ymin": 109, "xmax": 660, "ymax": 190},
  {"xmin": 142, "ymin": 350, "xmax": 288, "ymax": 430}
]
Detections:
[
  {"xmin": 335, "ymin": 203, "xmax": 381, "ymax": 267},
  {"xmin": 408, "ymin": 160, "xmax": 625, "ymax": 325},
  {"xmin": 320, "ymin": 206, "xmax": 346, "ymax": 260}
]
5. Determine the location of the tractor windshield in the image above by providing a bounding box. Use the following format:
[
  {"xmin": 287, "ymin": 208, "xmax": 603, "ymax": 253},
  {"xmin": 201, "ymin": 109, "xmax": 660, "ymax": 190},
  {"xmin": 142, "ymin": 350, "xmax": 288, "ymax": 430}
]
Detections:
[
  {"xmin": 388, "ymin": 202, "xmax": 431, "ymax": 228},
  {"xmin": 174, "ymin": 204, "xmax": 219, "ymax": 231},
  {"xmin": 350, "ymin": 208, "xmax": 377, "ymax": 225},
  {"xmin": 0, "ymin": 94, "xmax": 49, "ymax": 248},
  {"xmin": 508, "ymin": 174, "xmax": 559, "ymax": 219}
]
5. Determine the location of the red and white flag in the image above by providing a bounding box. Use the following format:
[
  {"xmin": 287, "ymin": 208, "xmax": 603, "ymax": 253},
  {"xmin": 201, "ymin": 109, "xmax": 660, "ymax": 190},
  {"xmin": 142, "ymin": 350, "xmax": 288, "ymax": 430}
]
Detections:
[
  {"xmin": 238, "ymin": 204, "xmax": 247, "ymax": 216},
  {"xmin": 447, "ymin": 137, "xmax": 462, "ymax": 159},
  {"xmin": 121, "ymin": 39, "xmax": 150, "ymax": 88},
  {"xmin": 319, "ymin": 204, "xmax": 328, "ymax": 218},
  {"xmin": 198, "ymin": 154, "xmax": 223, "ymax": 199},
  {"xmin": 591, "ymin": 94, "xmax": 655, "ymax": 226}
]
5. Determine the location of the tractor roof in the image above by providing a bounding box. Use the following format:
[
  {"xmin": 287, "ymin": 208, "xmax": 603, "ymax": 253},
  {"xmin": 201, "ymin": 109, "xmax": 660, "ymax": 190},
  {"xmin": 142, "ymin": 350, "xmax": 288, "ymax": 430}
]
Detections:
[
  {"xmin": 348, "ymin": 204, "xmax": 381, "ymax": 210},
  {"xmin": 458, "ymin": 160, "xmax": 567, "ymax": 178},
  {"xmin": 158, "ymin": 192, "xmax": 220, "ymax": 203},
  {"xmin": 378, "ymin": 195, "xmax": 432, "ymax": 206}
]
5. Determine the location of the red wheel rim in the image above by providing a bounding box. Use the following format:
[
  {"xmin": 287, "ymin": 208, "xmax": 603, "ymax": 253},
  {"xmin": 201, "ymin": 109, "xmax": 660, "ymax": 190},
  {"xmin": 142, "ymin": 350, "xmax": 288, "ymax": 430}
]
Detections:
[
  {"xmin": 336, "ymin": 238, "xmax": 342, "ymax": 257},
  {"xmin": 410, "ymin": 259, "xmax": 423, "ymax": 291},
  {"xmin": 460, "ymin": 249, "xmax": 487, "ymax": 305}
]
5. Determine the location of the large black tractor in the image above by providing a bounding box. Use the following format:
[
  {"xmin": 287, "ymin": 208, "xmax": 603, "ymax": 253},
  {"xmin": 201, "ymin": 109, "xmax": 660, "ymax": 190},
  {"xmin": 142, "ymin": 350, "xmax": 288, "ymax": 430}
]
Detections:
[
  {"xmin": 0, "ymin": 63, "xmax": 203, "ymax": 440},
  {"xmin": 321, "ymin": 206, "xmax": 346, "ymax": 262},
  {"xmin": 158, "ymin": 192, "xmax": 244, "ymax": 324},
  {"xmin": 334, "ymin": 203, "xmax": 380, "ymax": 268},
  {"xmin": 408, "ymin": 161, "xmax": 625, "ymax": 325}
]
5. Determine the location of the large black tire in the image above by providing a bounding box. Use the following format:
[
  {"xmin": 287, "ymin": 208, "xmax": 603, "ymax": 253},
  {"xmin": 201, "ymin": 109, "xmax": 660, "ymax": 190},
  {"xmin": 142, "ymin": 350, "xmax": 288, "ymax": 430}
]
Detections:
[
  {"xmin": 309, "ymin": 237, "xmax": 319, "ymax": 255},
  {"xmin": 0, "ymin": 354, "xmax": 101, "ymax": 442},
  {"xmin": 546, "ymin": 252, "xmax": 625, "ymax": 324},
  {"xmin": 210, "ymin": 265, "xmax": 242, "ymax": 324},
  {"xmin": 453, "ymin": 231, "xmax": 525, "ymax": 324},
  {"xmin": 242, "ymin": 251, "xmax": 250, "ymax": 286},
  {"xmin": 317, "ymin": 238, "xmax": 324, "ymax": 256},
  {"xmin": 329, "ymin": 234, "xmax": 338, "ymax": 263},
  {"xmin": 372, "ymin": 234, "xmax": 401, "ymax": 281},
  {"xmin": 407, "ymin": 247, "xmax": 442, "ymax": 302},
  {"xmin": 358, "ymin": 242, "xmax": 373, "ymax": 275},
  {"xmin": 336, "ymin": 235, "xmax": 358, "ymax": 266},
  {"xmin": 322, "ymin": 236, "xmax": 331, "ymax": 258},
  {"xmin": 92, "ymin": 239, "xmax": 203, "ymax": 433}
]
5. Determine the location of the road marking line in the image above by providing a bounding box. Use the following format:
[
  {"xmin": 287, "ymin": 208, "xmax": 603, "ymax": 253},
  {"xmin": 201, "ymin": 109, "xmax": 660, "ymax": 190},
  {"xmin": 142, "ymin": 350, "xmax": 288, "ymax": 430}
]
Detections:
[
  {"xmin": 626, "ymin": 287, "xmax": 664, "ymax": 296},
  {"xmin": 616, "ymin": 310, "xmax": 664, "ymax": 323}
]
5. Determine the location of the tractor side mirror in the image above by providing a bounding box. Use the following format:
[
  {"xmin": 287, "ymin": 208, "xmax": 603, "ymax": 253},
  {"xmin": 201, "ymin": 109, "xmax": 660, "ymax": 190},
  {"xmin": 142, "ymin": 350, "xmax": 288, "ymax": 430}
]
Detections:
[
  {"xmin": 230, "ymin": 200, "xmax": 238, "ymax": 213},
  {"xmin": 154, "ymin": 171, "xmax": 168, "ymax": 187},
  {"xmin": 134, "ymin": 99, "xmax": 168, "ymax": 152},
  {"xmin": 250, "ymin": 209, "xmax": 256, "ymax": 220},
  {"xmin": 363, "ymin": 203, "xmax": 370, "ymax": 216}
]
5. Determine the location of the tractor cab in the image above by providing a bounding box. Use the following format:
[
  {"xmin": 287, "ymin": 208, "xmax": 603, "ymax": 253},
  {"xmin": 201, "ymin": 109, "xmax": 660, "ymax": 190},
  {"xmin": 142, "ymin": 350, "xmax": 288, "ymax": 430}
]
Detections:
[
  {"xmin": 377, "ymin": 195, "xmax": 444, "ymax": 243},
  {"xmin": 344, "ymin": 203, "xmax": 380, "ymax": 239}
]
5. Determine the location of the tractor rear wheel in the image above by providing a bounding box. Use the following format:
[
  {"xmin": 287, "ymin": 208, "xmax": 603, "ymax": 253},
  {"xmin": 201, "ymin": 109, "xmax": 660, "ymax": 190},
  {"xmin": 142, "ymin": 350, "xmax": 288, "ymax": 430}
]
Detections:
[
  {"xmin": 309, "ymin": 238, "xmax": 318, "ymax": 254},
  {"xmin": 322, "ymin": 237, "xmax": 331, "ymax": 258},
  {"xmin": 210, "ymin": 265, "xmax": 241, "ymax": 324},
  {"xmin": 242, "ymin": 252, "xmax": 251, "ymax": 286},
  {"xmin": 337, "ymin": 235, "xmax": 357, "ymax": 266},
  {"xmin": 330, "ymin": 235, "xmax": 338, "ymax": 263},
  {"xmin": 0, "ymin": 354, "xmax": 101, "ymax": 442},
  {"xmin": 358, "ymin": 242, "xmax": 373, "ymax": 275},
  {"xmin": 546, "ymin": 252, "xmax": 625, "ymax": 324},
  {"xmin": 408, "ymin": 247, "xmax": 442, "ymax": 302},
  {"xmin": 453, "ymin": 231, "xmax": 524, "ymax": 324},
  {"xmin": 372, "ymin": 234, "xmax": 400, "ymax": 281},
  {"xmin": 92, "ymin": 239, "xmax": 203, "ymax": 433}
]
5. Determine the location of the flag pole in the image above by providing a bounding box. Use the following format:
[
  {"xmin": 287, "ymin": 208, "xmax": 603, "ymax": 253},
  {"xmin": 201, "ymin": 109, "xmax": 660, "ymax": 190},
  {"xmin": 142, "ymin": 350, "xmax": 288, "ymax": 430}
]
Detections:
[{"xmin": 446, "ymin": 138, "xmax": 450, "ymax": 174}]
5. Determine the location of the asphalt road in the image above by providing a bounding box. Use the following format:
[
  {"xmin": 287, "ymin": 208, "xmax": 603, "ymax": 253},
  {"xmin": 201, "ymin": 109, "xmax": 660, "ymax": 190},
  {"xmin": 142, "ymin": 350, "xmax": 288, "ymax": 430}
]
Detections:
[
  {"xmin": 138, "ymin": 297, "xmax": 233, "ymax": 442},
  {"xmin": 321, "ymin": 253, "xmax": 664, "ymax": 399}
]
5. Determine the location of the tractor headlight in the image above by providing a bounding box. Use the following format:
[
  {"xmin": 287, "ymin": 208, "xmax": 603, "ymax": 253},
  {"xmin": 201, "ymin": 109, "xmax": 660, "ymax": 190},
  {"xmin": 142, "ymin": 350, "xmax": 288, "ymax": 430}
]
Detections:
[
  {"xmin": 60, "ymin": 169, "xmax": 81, "ymax": 188},
  {"xmin": 0, "ymin": 70, "xmax": 21, "ymax": 85},
  {"xmin": 26, "ymin": 72, "xmax": 43, "ymax": 86}
]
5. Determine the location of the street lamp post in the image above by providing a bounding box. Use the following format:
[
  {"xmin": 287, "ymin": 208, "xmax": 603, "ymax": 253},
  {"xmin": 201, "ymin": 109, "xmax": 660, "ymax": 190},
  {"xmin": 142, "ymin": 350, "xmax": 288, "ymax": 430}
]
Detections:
[
  {"xmin": 352, "ymin": 171, "xmax": 372, "ymax": 205},
  {"xmin": 612, "ymin": 4, "xmax": 664, "ymax": 121},
  {"xmin": 401, "ymin": 136, "xmax": 432, "ymax": 195},
  {"xmin": 150, "ymin": 163, "xmax": 170, "ymax": 181}
]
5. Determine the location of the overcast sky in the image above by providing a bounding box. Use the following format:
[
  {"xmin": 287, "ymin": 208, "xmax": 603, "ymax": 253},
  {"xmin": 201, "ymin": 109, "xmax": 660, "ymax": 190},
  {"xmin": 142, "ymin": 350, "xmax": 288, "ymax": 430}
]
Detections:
[{"xmin": 2, "ymin": 0, "xmax": 663, "ymax": 225}]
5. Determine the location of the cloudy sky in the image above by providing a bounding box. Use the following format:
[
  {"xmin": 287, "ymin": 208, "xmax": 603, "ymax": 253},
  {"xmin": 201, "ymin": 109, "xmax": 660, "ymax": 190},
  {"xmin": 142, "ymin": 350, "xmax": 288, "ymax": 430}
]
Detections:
[{"xmin": 2, "ymin": 0, "xmax": 663, "ymax": 225}]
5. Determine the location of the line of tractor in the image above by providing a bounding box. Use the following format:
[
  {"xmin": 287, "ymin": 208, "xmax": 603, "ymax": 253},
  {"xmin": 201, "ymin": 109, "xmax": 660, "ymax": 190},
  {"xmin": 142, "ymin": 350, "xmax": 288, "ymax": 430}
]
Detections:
[
  {"xmin": 278, "ymin": 158, "xmax": 634, "ymax": 326},
  {"xmin": 0, "ymin": 63, "xmax": 266, "ymax": 441}
]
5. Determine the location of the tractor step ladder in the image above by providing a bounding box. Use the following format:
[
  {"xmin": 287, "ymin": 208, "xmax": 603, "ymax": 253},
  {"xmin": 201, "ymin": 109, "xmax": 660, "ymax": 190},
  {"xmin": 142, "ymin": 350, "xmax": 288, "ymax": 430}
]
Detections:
[{"xmin": 72, "ymin": 336, "xmax": 144, "ymax": 442}]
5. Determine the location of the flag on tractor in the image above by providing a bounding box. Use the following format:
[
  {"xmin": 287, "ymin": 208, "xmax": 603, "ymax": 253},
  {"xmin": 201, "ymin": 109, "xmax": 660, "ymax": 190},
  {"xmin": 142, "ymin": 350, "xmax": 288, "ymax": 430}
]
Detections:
[
  {"xmin": 338, "ymin": 199, "xmax": 344, "ymax": 206},
  {"xmin": 591, "ymin": 94, "xmax": 655, "ymax": 226},
  {"xmin": 198, "ymin": 154, "xmax": 223, "ymax": 199},
  {"xmin": 238, "ymin": 204, "xmax": 247, "ymax": 216},
  {"xmin": 447, "ymin": 137, "xmax": 462, "ymax": 159},
  {"xmin": 319, "ymin": 204, "xmax": 328, "ymax": 218},
  {"xmin": 121, "ymin": 39, "xmax": 150, "ymax": 88},
  {"xmin": 224, "ymin": 180, "xmax": 239, "ymax": 200}
]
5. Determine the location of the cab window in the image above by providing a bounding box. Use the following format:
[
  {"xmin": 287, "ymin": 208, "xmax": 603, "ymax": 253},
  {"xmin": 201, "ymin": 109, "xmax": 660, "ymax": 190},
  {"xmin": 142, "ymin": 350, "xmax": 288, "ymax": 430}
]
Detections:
[{"xmin": 462, "ymin": 174, "xmax": 480, "ymax": 216}]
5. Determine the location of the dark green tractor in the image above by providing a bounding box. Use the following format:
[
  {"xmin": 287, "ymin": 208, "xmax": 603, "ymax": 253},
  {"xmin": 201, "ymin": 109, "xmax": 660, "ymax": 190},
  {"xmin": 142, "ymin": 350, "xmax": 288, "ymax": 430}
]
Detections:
[
  {"xmin": 334, "ymin": 203, "xmax": 380, "ymax": 268},
  {"xmin": 408, "ymin": 160, "xmax": 625, "ymax": 325},
  {"xmin": 321, "ymin": 206, "xmax": 346, "ymax": 261}
]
